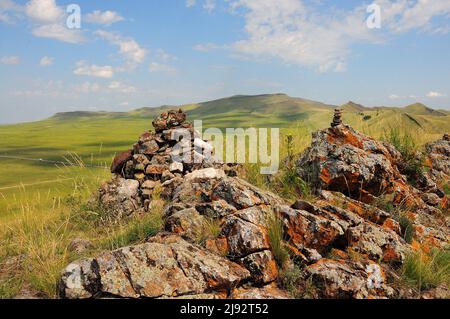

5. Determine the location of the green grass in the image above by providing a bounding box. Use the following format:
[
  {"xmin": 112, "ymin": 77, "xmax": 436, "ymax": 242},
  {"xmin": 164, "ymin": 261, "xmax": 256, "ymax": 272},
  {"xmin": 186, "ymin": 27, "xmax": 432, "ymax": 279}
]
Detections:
[
  {"xmin": 402, "ymin": 248, "xmax": 450, "ymax": 292},
  {"xmin": 444, "ymin": 184, "xmax": 450, "ymax": 196},
  {"xmin": 267, "ymin": 214, "xmax": 289, "ymax": 268}
]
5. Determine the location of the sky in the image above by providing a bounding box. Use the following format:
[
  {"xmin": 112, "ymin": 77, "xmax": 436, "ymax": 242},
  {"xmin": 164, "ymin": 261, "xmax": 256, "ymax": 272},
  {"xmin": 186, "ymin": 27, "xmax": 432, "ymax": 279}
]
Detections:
[{"xmin": 0, "ymin": 0, "xmax": 450, "ymax": 124}]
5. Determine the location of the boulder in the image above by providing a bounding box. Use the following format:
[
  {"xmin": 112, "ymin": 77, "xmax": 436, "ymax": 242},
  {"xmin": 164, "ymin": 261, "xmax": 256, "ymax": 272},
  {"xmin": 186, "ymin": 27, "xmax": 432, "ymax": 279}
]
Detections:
[
  {"xmin": 278, "ymin": 205, "xmax": 344, "ymax": 254},
  {"xmin": 221, "ymin": 216, "xmax": 270, "ymax": 258},
  {"xmin": 59, "ymin": 235, "xmax": 250, "ymax": 299},
  {"xmin": 305, "ymin": 259, "xmax": 395, "ymax": 299},
  {"xmin": 232, "ymin": 283, "xmax": 291, "ymax": 299},
  {"xmin": 239, "ymin": 250, "xmax": 278, "ymax": 284},
  {"xmin": 111, "ymin": 150, "xmax": 132, "ymax": 174},
  {"xmin": 296, "ymin": 124, "xmax": 420, "ymax": 206},
  {"xmin": 425, "ymin": 134, "xmax": 450, "ymax": 181},
  {"xmin": 346, "ymin": 222, "xmax": 409, "ymax": 263},
  {"xmin": 97, "ymin": 177, "xmax": 142, "ymax": 219}
]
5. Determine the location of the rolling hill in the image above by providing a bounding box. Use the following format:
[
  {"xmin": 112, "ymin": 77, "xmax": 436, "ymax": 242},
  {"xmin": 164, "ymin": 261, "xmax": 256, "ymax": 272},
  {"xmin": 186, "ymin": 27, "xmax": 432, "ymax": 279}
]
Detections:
[{"xmin": 0, "ymin": 93, "xmax": 448, "ymax": 194}]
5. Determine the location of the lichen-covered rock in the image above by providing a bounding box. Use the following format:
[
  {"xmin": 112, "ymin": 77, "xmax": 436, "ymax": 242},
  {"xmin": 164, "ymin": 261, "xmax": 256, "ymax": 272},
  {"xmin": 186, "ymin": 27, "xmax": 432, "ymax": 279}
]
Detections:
[
  {"xmin": 164, "ymin": 207, "xmax": 206, "ymax": 240},
  {"xmin": 221, "ymin": 216, "xmax": 270, "ymax": 258},
  {"xmin": 59, "ymin": 235, "xmax": 250, "ymax": 299},
  {"xmin": 239, "ymin": 250, "xmax": 278, "ymax": 284},
  {"xmin": 97, "ymin": 177, "xmax": 143, "ymax": 219},
  {"xmin": 232, "ymin": 283, "xmax": 291, "ymax": 299},
  {"xmin": 211, "ymin": 177, "xmax": 282, "ymax": 209},
  {"xmin": 425, "ymin": 134, "xmax": 450, "ymax": 181},
  {"xmin": 305, "ymin": 259, "xmax": 394, "ymax": 299},
  {"xmin": 318, "ymin": 190, "xmax": 390, "ymax": 225},
  {"xmin": 278, "ymin": 205, "xmax": 344, "ymax": 254},
  {"xmin": 296, "ymin": 124, "xmax": 421, "ymax": 206},
  {"xmin": 152, "ymin": 109, "xmax": 187, "ymax": 133},
  {"xmin": 111, "ymin": 149, "xmax": 132, "ymax": 174},
  {"xmin": 346, "ymin": 222, "xmax": 409, "ymax": 263},
  {"xmin": 421, "ymin": 193, "xmax": 441, "ymax": 207}
]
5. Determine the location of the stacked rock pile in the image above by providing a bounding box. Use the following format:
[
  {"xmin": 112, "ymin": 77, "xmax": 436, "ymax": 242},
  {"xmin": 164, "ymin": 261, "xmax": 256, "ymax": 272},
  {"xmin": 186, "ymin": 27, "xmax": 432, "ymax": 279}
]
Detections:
[{"xmin": 103, "ymin": 109, "xmax": 227, "ymax": 217}]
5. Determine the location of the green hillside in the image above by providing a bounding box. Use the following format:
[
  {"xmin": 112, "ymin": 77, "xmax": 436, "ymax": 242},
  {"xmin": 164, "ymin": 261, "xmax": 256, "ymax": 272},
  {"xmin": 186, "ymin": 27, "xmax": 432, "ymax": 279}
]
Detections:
[{"xmin": 0, "ymin": 93, "xmax": 448, "ymax": 197}]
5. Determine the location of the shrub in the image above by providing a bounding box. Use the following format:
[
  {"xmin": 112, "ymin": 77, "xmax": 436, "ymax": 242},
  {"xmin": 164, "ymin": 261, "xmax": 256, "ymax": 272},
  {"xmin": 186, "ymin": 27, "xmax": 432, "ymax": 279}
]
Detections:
[
  {"xmin": 401, "ymin": 248, "xmax": 450, "ymax": 291},
  {"xmin": 103, "ymin": 200, "xmax": 165, "ymax": 250},
  {"xmin": 267, "ymin": 214, "xmax": 289, "ymax": 268},
  {"xmin": 398, "ymin": 216, "xmax": 414, "ymax": 244},
  {"xmin": 194, "ymin": 217, "xmax": 223, "ymax": 246},
  {"xmin": 278, "ymin": 265, "xmax": 304, "ymax": 298},
  {"xmin": 383, "ymin": 127, "xmax": 424, "ymax": 185}
]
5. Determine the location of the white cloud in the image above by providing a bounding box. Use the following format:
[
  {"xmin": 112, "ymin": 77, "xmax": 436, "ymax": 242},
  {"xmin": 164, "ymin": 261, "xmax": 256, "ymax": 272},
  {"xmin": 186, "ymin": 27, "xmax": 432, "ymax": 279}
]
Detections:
[
  {"xmin": 381, "ymin": 0, "xmax": 450, "ymax": 34},
  {"xmin": 94, "ymin": 30, "xmax": 147, "ymax": 69},
  {"xmin": 85, "ymin": 10, "xmax": 124, "ymax": 26},
  {"xmin": 0, "ymin": 0, "xmax": 85, "ymax": 43},
  {"xmin": 203, "ymin": 0, "xmax": 216, "ymax": 13},
  {"xmin": 149, "ymin": 62, "xmax": 177, "ymax": 75},
  {"xmin": 73, "ymin": 61, "xmax": 114, "ymax": 78},
  {"xmin": 25, "ymin": 0, "xmax": 63, "ymax": 23},
  {"xmin": 39, "ymin": 56, "xmax": 54, "ymax": 66},
  {"xmin": 32, "ymin": 23, "xmax": 84, "ymax": 43},
  {"xmin": 222, "ymin": 0, "xmax": 450, "ymax": 72},
  {"xmin": 108, "ymin": 81, "xmax": 136, "ymax": 94},
  {"xmin": 186, "ymin": 0, "xmax": 196, "ymax": 8},
  {"xmin": 1, "ymin": 55, "xmax": 20, "ymax": 64},
  {"xmin": 227, "ymin": 0, "xmax": 376, "ymax": 72},
  {"xmin": 0, "ymin": 0, "xmax": 22, "ymax": 24},
  {"xmin": 427, "ymin": 91, "xmax": 446, "ymax": 98}
]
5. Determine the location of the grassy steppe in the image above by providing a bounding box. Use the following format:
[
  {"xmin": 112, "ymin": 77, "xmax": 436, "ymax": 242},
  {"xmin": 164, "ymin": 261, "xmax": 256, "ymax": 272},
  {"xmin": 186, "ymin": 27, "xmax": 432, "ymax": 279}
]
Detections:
[{"xmin": 0, "ymin": 94, "xmax": 449, "ymax": 298}]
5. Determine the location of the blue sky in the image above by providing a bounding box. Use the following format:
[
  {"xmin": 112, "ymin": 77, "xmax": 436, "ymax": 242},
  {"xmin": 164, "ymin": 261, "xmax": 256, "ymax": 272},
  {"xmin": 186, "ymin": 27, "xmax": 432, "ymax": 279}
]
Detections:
[{"xmin": 1, "ymin": 0, "xmax": 450, "ymax": 124}]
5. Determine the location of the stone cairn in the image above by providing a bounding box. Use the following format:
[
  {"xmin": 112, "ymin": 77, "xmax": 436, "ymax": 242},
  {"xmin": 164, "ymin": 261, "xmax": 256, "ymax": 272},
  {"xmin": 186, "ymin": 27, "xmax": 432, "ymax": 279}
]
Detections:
[
  {"xmin": 109, "ymin": 110, "xmax": 224, "ymax": 205},
  {"xmin": 330, "ymin": 109, "xmax": 343, "ymax": 127}
]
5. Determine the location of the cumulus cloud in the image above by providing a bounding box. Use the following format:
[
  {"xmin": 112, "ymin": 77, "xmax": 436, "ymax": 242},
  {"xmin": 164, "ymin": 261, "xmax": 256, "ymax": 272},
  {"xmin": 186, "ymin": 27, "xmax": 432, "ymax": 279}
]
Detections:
[
  {"xmin": 211, "ymin": 0, "xmax": 450, "ymax": 72},
  {"xmin": 85, "ymin": 10, "xmax": 124, "ymax": 26},
  {"xmin": 427, "ymin": 91, "xmax": 446, "ymax": 98},
  {"xmin": 73, "ymin": 61, "xmax": 114, "ymax": 78},
  {"xmin": 32, "ymin": 23, "xmax": 84, "ymax": 43},
  {"xmin": 149, "ymin": 62, "xmax": 177, "ymax": 75},
  {"xmin": 25, "ymin": 0, "xmax": 63, "ymax": 23},
  {"xmin": 1, "ymin": 55, "xmax": 20, "ymax": 64},
  {"xmin": 39, "ymin": 56, "xmax": 54, "ymax": 66},
  {"xmin": 94, "ymin": 30, "xmax": 147, "ymax": 69}
]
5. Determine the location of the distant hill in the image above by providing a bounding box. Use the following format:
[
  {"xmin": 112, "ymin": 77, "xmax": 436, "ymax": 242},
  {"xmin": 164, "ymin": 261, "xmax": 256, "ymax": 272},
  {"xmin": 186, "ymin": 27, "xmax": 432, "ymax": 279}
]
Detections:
[
  {"xmin": 341, "ymin": 101, "xmax": 368, "ymax": 113},
  {"xmin": 44, "ymin": 94, "xmax": 448, "ymax": 136}
]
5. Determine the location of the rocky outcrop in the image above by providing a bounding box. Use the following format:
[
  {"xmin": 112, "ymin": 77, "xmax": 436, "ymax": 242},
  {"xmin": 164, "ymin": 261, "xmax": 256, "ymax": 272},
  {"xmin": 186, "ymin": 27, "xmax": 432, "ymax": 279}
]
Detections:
[
  {"xmin": 60, "ymin": 234, "xmax": 250, "ymax": 299},
  {"xmin": 60, "ymin": 110, "xmax": 449, "ymax": 300},
  {"xmin": 296, "ymin": 123, "xmax": 422, "ymax": 207},
  {"xmin": 305, "ymin": 259, "xmax": 394, "ymax": 299},
  {"xmin": 424, "ymin": 134, "xmax": 450, "ymax": 182}
]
